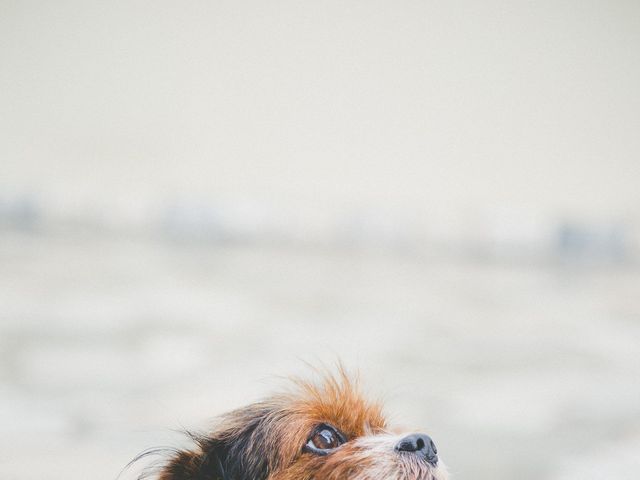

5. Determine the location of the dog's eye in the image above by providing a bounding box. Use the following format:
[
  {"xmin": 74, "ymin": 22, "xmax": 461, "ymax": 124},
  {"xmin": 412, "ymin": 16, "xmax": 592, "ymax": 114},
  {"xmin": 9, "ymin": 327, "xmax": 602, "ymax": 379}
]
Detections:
[{"xmin": 305, "ymin": 424, "xmax": 345, "ymax": 455}]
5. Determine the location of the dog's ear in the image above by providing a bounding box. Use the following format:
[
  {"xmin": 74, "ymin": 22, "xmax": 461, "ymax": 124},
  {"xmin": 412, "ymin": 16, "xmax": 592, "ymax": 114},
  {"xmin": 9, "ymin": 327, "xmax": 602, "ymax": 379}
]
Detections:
[
  {"xmin": 158, "ymin": 438, "xmax": 226, "ymax": 480},
  {"xmin": 158, "ymin": 404, "xmax": 273, "ymax": 480}
]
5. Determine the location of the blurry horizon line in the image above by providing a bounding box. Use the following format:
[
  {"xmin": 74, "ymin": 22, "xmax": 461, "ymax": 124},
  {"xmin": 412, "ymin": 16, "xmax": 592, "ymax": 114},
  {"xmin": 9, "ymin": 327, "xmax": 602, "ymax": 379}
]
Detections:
[{"xmin": 1, "ymin": 192, "xmax": 637, "ymax": 267}]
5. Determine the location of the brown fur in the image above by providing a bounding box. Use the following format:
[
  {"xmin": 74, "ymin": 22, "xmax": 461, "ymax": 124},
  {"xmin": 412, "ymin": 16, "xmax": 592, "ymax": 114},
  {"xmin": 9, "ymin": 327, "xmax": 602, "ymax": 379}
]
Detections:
[{"xmin": 141, "ymin": 369, "xmax": 447, "ymax": 480}]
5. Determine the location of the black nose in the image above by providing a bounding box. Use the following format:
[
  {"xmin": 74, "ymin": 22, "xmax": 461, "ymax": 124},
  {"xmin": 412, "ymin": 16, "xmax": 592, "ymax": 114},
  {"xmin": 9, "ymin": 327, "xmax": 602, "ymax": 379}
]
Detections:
[{"xmin": 395, "ymin": 433, "xmax": 438, "ymax": 465}]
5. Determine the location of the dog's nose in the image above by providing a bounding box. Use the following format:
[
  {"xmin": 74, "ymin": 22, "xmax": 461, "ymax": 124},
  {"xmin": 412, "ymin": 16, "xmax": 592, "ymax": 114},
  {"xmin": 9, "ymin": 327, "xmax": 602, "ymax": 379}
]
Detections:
[{"xmin": 395, "ymin": 433, "xmax": 438, "ymax": 465}]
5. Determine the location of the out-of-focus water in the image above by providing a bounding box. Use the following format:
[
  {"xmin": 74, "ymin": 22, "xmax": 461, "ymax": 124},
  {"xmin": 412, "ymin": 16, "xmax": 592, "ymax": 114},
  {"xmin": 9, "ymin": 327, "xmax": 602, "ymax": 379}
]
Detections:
[{"xmin": 0, "ymin": 229, "xmax": 638, "ymax": 480}]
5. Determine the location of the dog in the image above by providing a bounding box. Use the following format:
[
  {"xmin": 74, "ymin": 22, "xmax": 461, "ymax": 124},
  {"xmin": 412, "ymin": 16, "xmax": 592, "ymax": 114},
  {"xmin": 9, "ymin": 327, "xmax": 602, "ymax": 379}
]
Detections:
[{"xmin": 133, "ymin": 369, "xmax": 448, "ymax": 480}]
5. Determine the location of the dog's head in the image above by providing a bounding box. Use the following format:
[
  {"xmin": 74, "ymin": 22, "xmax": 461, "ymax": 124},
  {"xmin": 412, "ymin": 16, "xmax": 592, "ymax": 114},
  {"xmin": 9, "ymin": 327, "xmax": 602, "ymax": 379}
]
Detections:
[{"xmin": 146, "ymin": 371, "xmax": 447, "ymax": 480}]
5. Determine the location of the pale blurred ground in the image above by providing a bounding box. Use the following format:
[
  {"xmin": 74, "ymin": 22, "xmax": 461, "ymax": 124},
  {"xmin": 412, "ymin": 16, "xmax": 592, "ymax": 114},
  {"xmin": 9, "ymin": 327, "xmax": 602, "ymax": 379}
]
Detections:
[
  {"xmin": 1, "ymin": 1, "xmax": 640, "ymax": 479},
  {"xmin": 1, "ymin": 228, "xmax": 639, "ymax": 480}
]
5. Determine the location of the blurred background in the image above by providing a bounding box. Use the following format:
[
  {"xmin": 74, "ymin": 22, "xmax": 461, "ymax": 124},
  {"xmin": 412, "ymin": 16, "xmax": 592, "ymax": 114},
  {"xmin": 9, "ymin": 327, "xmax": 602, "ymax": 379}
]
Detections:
[{"xmin": 1, "ymin": 1, "xmax": 639, "ymax": 479}]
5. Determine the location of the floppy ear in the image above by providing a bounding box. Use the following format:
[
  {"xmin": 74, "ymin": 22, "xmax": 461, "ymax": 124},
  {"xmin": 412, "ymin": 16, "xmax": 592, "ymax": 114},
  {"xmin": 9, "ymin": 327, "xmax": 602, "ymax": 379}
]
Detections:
[
  {"xmin": 159, "ymin": 439, "xmax": 226, "ymax": 480},
  {"xmin": 158, "ymin": 404, "xmax": 273, "ymax": 480}
]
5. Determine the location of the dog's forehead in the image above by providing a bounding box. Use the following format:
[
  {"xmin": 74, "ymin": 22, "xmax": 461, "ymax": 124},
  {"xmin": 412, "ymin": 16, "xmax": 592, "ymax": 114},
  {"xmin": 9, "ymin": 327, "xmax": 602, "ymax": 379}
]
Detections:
[{"xmin": 289, "ymin": 373, "xmax": 386, "ymax": 437}]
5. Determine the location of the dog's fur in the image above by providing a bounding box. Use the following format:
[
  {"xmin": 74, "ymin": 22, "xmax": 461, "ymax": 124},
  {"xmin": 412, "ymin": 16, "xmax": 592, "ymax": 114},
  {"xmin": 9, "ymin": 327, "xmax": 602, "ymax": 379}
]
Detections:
[{"xmin": 133, "ymin": 369, "xmax": 448, "ymax": 480}]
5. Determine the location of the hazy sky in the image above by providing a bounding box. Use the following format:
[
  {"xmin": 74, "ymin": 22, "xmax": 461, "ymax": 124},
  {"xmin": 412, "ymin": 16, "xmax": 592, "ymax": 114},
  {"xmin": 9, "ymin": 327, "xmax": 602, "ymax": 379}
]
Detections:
[{"xmin": 1, "ymin": 0, "xmax": 639, "ymax": 226}]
